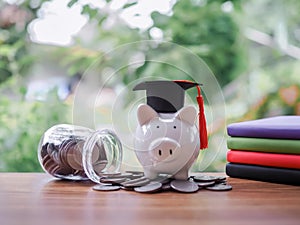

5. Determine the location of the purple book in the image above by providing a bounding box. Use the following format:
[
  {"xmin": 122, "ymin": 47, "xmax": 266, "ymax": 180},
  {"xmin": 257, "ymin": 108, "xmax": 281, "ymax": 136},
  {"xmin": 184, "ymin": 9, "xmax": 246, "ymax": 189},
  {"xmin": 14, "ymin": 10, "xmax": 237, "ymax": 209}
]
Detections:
[{"xmin": 227, "ymin": 116, "xmax": 300, "ymax": 139}]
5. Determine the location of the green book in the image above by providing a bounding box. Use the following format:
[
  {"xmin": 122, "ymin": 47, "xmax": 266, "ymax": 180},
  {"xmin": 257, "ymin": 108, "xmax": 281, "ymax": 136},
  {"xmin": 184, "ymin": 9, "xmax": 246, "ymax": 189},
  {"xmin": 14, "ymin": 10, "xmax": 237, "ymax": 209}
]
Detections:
[{"xmin": 227, "ymin": 137, "xmax": 300, "ymax": 154}]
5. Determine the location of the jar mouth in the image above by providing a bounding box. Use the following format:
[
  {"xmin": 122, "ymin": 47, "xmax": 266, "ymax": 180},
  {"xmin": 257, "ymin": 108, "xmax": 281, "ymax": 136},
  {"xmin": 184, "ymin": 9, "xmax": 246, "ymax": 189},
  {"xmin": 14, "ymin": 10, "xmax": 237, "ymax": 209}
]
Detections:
[{"xmin": 82, "ymin": 129, "xmax": 123, "ymax": 183}]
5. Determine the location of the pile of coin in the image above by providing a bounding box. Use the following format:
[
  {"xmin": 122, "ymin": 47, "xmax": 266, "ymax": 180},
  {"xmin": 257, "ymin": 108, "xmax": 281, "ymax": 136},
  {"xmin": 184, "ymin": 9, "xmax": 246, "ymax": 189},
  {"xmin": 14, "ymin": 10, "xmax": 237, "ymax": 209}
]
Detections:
[
  {"xmin": 92, "ymin": 172, "xmax": 232, "ymax": 193},
  {"xmin": 40, "ymin": 138, "xmax": 107, "ymax": 179}
]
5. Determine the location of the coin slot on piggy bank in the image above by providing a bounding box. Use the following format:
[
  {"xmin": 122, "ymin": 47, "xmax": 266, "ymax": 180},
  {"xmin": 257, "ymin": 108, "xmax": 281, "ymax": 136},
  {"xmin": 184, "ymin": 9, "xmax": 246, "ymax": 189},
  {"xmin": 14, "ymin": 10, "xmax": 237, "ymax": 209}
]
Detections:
[{"xmin": 133, "ymin": 80, "xmax": 208, "ymax": 180}]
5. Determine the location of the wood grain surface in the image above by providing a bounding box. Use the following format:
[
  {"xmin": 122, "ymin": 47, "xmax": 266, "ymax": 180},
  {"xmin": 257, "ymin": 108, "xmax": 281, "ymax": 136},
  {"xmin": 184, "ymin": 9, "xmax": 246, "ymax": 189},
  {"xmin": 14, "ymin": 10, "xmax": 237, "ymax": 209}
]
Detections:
[{"xmin": 1, "ymin": 173, "xmax": 300, "ymax": 225}]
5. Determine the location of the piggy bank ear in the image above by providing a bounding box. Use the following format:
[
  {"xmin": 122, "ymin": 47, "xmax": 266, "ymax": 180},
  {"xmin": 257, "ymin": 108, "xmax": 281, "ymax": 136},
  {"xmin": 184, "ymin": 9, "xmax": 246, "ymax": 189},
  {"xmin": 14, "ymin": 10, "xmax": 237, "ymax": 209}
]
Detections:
[
  {"xmin": 176, "ymin": 105, "xmax": 197, "ymax": 125},
  {"xmin": 137, "ymin": 104, "xmax": 158, "ymax": 126}
]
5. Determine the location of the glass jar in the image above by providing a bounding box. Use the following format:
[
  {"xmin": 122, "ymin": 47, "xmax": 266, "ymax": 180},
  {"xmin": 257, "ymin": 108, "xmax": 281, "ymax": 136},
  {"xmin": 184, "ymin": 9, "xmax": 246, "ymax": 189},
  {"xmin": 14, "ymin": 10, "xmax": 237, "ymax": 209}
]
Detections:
[{"xmin": 37, "ymin": 124, "xmax": 122, "ymax": 183}]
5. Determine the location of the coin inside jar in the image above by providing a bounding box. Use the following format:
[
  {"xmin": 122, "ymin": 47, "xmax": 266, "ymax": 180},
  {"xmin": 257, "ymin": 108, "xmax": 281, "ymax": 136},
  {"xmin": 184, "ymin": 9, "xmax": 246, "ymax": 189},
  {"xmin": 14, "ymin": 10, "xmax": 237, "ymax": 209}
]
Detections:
[
  {"xmin": 38, "ymin": 124, "xmax": 123, "ymax": 181},
  {"xmin": 74, "ymin": 140, "xmax": 101, "ymax": 166},
  {"xmin": 66, "ymin": 146, "xmax": 83, "ymax": 170}
]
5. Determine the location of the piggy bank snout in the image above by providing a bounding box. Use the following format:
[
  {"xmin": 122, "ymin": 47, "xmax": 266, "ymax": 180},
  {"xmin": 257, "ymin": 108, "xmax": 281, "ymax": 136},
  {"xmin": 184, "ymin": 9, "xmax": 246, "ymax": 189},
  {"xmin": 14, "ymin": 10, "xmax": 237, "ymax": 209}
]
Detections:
[{"xmin": 149, "ymin": 138, "xmax": 181, "ymax": 162}]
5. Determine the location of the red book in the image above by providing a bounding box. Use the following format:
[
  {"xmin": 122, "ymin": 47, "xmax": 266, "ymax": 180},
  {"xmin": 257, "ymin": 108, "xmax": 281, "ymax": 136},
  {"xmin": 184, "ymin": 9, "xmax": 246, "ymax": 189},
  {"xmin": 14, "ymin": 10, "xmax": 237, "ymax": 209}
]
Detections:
[{"xmin": 227, "ymin": 150, "xmax": 300, "ymax": 170}]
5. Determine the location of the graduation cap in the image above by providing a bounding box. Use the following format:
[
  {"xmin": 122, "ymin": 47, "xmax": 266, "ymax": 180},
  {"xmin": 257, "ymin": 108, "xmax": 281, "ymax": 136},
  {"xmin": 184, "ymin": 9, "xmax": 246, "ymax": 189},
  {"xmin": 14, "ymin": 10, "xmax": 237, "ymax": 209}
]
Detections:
[{"xmin": 133, "ymin": 80, "xmax": 208, "ymax": 149}]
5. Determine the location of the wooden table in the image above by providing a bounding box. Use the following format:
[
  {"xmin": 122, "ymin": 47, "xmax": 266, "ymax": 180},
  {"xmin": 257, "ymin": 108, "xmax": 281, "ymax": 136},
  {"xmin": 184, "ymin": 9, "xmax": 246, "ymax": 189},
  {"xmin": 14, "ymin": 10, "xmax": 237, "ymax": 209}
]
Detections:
[{"xmin": 1, "ymin": 173, "xmax": 300, "ymax": 225}]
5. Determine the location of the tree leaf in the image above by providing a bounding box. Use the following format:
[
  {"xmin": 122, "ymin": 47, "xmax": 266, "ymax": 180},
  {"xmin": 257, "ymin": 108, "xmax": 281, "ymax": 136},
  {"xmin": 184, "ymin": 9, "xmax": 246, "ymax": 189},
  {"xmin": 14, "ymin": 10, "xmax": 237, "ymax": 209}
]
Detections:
[
  {"xmin": 67, "ymin": 0, "xmax": 78, "ymax": 8},
  {"xmin": 81, "ymin": 4, "xmax": 98, "ymax": 19},
  {"xmin": 123, "ymin": 2, "xmax": 138, "ymax": 9}
]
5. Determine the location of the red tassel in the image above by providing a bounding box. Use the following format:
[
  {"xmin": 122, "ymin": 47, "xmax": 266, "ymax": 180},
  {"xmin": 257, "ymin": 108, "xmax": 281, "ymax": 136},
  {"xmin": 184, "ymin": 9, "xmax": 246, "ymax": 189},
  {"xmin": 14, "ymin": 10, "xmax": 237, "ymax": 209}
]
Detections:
[
  {"xmin": 173, "ymin": 79, "xmax": 208, "ymax": 150},
  {"xmin": 196, "ymin": 86, "xmax": 208, "ymax": 150}
]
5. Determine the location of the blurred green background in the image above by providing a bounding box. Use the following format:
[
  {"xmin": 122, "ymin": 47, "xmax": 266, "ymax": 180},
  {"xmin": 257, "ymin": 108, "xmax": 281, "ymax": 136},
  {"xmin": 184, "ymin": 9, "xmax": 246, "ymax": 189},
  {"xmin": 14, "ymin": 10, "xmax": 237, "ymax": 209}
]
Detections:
[{"xmin": 1, "ymin": 0, "xmax": 300, "ymax": 172}]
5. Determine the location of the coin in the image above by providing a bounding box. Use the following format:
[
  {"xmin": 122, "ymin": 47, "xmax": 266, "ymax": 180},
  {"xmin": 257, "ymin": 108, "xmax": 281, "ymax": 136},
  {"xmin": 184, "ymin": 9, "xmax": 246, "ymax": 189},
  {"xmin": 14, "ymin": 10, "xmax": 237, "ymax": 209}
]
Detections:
[
  {"xmin": 122, "ymin": 171, "xmax": 144, "ymax": 179},
  {"xmin": 93, "ymin": 184, "xmax": 121, "ymax": 191},
  {"xmin": 73, "ymin": 140, "xmax": 84, "ymax": 165},
  {"xmin": 59, "ymin": 139, "xmax": 75, "ymax": 161},
  {"xmin": 161, "ymin": 182, "xmax": 172, "ymax": 191},
  {"xmin": 92, "ymin": 161, "xmax": 107, "ymax": 174},
  {"xmin": 154, "ymin": 175, "xmax": 172, "ymax": 185},
  {"xmin": 131, "ymin": 173, "xmax": 145, "ymax": 179},
  {"xmin": 51, "ymin": 150, "xmax": 61, "ymax": 165},
  {"xmin": 121, "ymin": 176, "xmax": 147, "ymax": 184},
  {"xmin": 170, "ymin": 180, "xmax": 199, "ymax": 193},
  {"xmin": 125, "ymin": 170, "xmax": 144, "ymax": 175},
  {"xmin": 123, "ymin": 179, "xmax": 150, "ymax": 188},
  {"xmin": 193, "ymin": 175, "xmax": 218, "ymax": 182},
  {"xmin": 66, "ymin": 147, "xmax": 83, "ymax": 170},
  {"xmin": 42, "ymin": 154, "xmax": 51, "ymax": 164},
  {"xmin": 59, "ymin": 139, "xmax": 72, "ymax": 151},
  {"xmin": 205, "ymin": 183, "xmax": 232, "ymax": 191},
  {"xmin": 120, "ymin": 186, "xmax": 135, "ymax": 191},
  {"xmin": 134, "ymin": 182, "xmax": 162, "ymax": 193},
  {"xmin": 196, "ymin": 181, "xmax": 216, "ymax": 187},
  {"xmin": 89, "ymin": 171, "xmax": 232, "ymax": 194},
  {"xmin": 43, "ymin": 158, "xmax": 59, "ymax": 175},
  {"xmin": 95, "ymin": 141, "xmax": 107, "ymax": 162},
  {"xmin": 90, "ymin": 142, "xmax": 101, "ymax": 163},
  {"xmin": 49, "ymin": 164, "xmax": 60, "ymax": 175},
  {"xmin": 59, "ymin": 141, "xmax": 76, "ymax": 167},
  {"xmin": 54, "ymin": 166, "xmax": 74, "ymax": 176},
  {"xmin": 74, "ymin": 170, "xmax": 87, "ymax": 177},
  {"xmin": 215, "ymin": 176, "xmax": 227, "ymax": 183},
  {"xmin": 101, "ymin": 171, "xmax": 121, "ymax": 176},
  {"xmin": 121, "ymin": 177, "xmax": 150, "ymax": 188},
  {"xmin": 41, "ymin": 143, "xmax": 49, "ymax": 158},
  {"xmin": 100, "ymin": 177, "xmax": 128, "ymax": 184},
  {"xmin": 73, "ymin": 139, "xmax": 100, "ymax": 165},
  {"xmin": 46, "ymin": 143, "xmax": 56, "ymax": 155},
  {"xmin": 48, "ymin": 143, "xmax": 60, "ymax": 164},
  {"xmin": 103, "ymin": 172, "xmax": 133, "ymax": 179}
]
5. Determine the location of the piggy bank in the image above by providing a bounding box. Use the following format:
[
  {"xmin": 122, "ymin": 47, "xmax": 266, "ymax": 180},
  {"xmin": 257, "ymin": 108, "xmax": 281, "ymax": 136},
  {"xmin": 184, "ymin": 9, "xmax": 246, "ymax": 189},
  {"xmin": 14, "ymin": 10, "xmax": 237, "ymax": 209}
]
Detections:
[{"xmin": 134, "ymin": 104, "xmax": 200, "ymax": 180}]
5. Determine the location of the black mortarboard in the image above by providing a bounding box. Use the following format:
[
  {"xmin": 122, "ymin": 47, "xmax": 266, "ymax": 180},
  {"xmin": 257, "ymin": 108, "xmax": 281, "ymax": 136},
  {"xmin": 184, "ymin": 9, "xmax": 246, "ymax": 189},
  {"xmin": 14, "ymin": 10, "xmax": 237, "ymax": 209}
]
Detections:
[{"xmin": 133, "ymin": 80, "xmax": 199, "ymax": 113}]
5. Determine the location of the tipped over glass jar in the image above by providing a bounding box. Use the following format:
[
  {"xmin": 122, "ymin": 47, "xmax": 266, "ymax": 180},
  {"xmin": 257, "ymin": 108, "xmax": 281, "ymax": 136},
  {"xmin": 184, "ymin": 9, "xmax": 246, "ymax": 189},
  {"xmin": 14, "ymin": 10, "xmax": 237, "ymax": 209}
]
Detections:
[{"xmin": 37, "ymin": 124, "xmax": 122, "ymax": 183}]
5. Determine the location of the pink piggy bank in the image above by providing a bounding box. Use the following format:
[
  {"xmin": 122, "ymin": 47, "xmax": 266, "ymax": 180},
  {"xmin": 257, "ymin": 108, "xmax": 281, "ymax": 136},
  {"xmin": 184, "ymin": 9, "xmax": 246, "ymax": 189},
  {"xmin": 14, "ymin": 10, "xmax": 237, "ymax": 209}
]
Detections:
[{"xmin": 134, "ymin": 104, "xmax": 200, "ymax": 180}]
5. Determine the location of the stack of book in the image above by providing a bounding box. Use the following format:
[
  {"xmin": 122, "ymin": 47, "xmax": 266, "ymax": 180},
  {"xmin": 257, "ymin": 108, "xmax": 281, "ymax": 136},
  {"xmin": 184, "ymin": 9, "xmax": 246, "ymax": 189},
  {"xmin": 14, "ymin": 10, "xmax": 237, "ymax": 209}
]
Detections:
[{"xmin": 226, "ymin": 116, "xmax": 300, "ymax": 185}]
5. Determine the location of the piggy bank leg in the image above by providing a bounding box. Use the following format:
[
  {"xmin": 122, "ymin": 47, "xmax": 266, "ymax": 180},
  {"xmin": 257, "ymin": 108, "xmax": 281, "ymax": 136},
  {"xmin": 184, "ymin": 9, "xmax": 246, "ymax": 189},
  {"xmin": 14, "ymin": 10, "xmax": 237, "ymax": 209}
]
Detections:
[
  {"xmin": 173, "ymin": 169, "xmax": 189, "ymax": 180},
  {"xmin": 143, "ymin": 169, "xmax": 158, "ymax": 180}
]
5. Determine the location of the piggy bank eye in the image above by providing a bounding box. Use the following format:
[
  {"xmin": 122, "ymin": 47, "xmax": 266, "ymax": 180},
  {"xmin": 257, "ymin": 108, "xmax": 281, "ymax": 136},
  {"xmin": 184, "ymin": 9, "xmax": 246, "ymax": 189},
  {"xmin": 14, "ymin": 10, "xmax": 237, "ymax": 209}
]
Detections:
[
  {"xmin": 173, "ymin": 126, "xmax": 177, "ymax": 129},
  {"xmin": 156, "ymin": 125, "xmax": 160, "ymax": 128}
]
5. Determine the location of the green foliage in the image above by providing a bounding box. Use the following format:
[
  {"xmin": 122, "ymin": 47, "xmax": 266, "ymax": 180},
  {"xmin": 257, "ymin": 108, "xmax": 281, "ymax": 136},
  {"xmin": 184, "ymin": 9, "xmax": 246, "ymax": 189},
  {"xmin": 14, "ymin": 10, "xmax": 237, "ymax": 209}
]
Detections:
[
  {"xmin": 0, "ymin": 78, "xmax": 71, "ymax": 172},
  {"xmin": 0, "ymin": 30, "xmax": 33, "ymax": 82},
  {"xmin": 57, "ymin": 0, "xmax": 248, "ymax": 88},
  {"xmin": 243, "ymin": 0, "xmax": 300, "ymax": 46},
  {"xmin": 241, "ymin": 84, "xmax": 300, "ymax": 121},
  {"xmin": 56, "ymin": 1, "xmax": 144, "ymax": 79},
  {"xmin": 0, "ymin": 1, "xmax": 48, "ymax": 83},
  {"xmin": 242, "ymin": 61, "xmax": 300, "ymax": 120},
  {"xmin": 0, "ymin": 0, "xmax": 72, "ymax": 169},
  {"xmin": 151, "ymin": 0, "xmax": 247, "ymax": 86}
]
